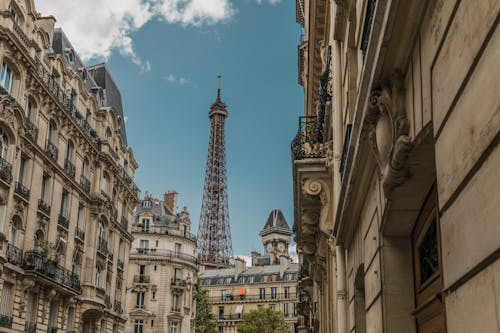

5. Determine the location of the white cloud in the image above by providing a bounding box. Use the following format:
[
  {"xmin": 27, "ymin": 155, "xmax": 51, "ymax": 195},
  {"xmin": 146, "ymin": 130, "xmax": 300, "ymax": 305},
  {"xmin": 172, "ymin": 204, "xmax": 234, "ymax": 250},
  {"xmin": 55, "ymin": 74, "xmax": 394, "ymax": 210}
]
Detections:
[
  {"xmin": 34, "ymin": 0, "xmax": 235, "ymax": 70},
  {"xmin": 236, "ymin": 255, "xmax": 253, "ymax": 267},
  {"xmin": 164, "ymin": 74, "xmax": 190, "ymax": 85},
  {"xmin": 256, "ymin": 0, "xmax": 282, "ymax": 4}
]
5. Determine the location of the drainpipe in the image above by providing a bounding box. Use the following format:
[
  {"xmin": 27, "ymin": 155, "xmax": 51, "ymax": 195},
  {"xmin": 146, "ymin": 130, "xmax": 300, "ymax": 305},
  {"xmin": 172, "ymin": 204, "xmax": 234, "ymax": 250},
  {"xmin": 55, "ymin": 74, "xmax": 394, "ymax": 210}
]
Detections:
[{"xmin": 336, "ymin": 245, "xmax": 348, "ymax": 333}]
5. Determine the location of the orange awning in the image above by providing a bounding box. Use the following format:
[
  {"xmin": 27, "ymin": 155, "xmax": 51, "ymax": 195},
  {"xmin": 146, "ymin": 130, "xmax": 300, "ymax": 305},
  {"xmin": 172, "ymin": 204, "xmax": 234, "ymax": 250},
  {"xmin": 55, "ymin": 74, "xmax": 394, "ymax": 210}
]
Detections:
[{"xmin": 237, "ymin": 288, "xmax": 246, "ymax": 295}]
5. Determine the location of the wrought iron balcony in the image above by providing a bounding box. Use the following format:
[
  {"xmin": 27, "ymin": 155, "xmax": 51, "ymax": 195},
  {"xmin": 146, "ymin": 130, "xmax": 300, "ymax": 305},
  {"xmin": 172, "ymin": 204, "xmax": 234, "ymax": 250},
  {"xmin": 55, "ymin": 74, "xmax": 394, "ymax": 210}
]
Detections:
[
  {"xmin": 217, "ymin": 314, "xmax": 242, "ymax": 321},
  {"xmin": 64, "ymin": 159, "xmax": 76, "ymax": 179},
  {"xmin": 104, "ymin": 295, "xmax": 112, "ymax": 309},
  {"xmin": 120, "ymin": 216, "xmax": 128, "ymax": 230},
  {"xmin": 25, "ymin": 119, "xmax": 39, "ymax": 142},
  {"xmin": 134, "ymin": 275, "xmax": 150, "ymax": 283},
  {"xmin": 45, "ymin": 140, "xmax": 58, "ymax": 161},
  {"xmin": 58, "ymin": 214, "xmax": 69, "ymax": 229},
  {"xmin": 171, "ymin": 278, "xmax": 187, "ymax": 287},
  {"xmin": 0, "ymin": 314, "xmax": 12, "ymax": 328},
  {"xmin": 117, "ymin": 259, "xmax": 124, "ymax": 270},
  {"xmin": 80, "ymin": 175, "xmax": 91, "ymax": 193},
  {"xmin": 6, "ymin": 243, "xmax": 23, "ymax": 265},
  {"xmin": 114, "ymin": 300, "xmax": 123, "ymax": 314},
  {"xmin": 0, "ymin": 156, "xmax": 13, "ymax": 184},
  {"xmin": 75, "ymin": 227, "xmax": 85, "ymax": 241},
  {"xmin": 100, "ymin": 190, "xmax": 110, "ymax": 202},
  {"xmin": 38, "ymin": 198, "xmax": 51, "ymax": 216},
  {"xmin": 22, "ymin": 251, "xmax": 81, "ymax": 293},
  {"xmin": 15, "ymin": 181, "xmax": 30, "ymax": 200},
  {"xmin": 131, "ymin": 248, "xmax": 198, "ymax": 265},
  {"xmin": 291, "ymin": 116, "xmax": 327, "ymax": 160},
  {"xmin": 97, "ymin": 237, "xmax": 108, "ymax": 255},
  {"xmin": 24, "ymin": 321, "xmax": 36, "ymax": 333}
]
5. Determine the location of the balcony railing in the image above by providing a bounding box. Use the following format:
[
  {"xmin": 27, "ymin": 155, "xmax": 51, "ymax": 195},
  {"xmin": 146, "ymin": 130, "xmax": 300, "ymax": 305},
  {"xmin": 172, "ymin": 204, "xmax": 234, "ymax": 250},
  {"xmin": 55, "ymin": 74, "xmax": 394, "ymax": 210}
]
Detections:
[
  {"xmin": 171, "ymin": 278, "xmax": 187, "ymax": 287},
  {"xmin": 114, "ymin": 300, "xmax": 123, "ymax": 314},
  {"xmin": 6, "ymin": 243, "xmax": 23, "ymax": 265},
  {"xmin": 0, "ymin": 156, "xmax": 13, "ymax": 184},
  {"xmin": 34, "ymin": 57, "xmax": 100, "ymax": 148},
  {"xmin": 45, "ymin": 140, "xmax": 58, "ymax": 161},
  {"xmin": 22, "ymin": 251, "xmax": 81, "ymax": 293},
  {"xmin": 100, "ymin": 190, "xmax": 110, "ymax": 202},
  {"xmin": 132, "ymin": 224, "xmax": 197, "ymax": 242},
  {"xmin": 291, "ymin": 116, "xmax": 326, "ymax": 160},
  {"xmin": 64, "ymin": 159, "xmax": 76, "ymax": 179},
  {"xmin": 75, "ymin": 227, "xmax": 85, "ymax": 241},
  {"xmin": 217, "ymin": 314, "xmax": 242, "ymax": 321},
  {"xmin": 15, "ymin": 181, "xmax": 30, "ymax": 200},
  {"xmin": 131, "ymin": 248, "xmax": 197, "ymax": 265},
  {"xmin": 0, "ymin": 314, "xmax": 12, "ymax": 328},
  {"xmin": 38, "ymin": 198, "xmax": 51, "ymax": 216},
  {"xmin": 104, "ymin": 295, "xmax": 112, "ymax": 309},
  {"xmin": 134, "ymin": 275, "xmax": 150, "ymax": 283},
  {"xmin": 80, "ymin": 175, "xmax": 91, "ymax": 193},
  {"xmin": 97, "ymin": 237, "xmax": 108, "ymax": 255},
  {"xmin": 58, "ymin": 214, "xmax": 69, "ymax": 229},
  {"xmin": 24, "ymin": 321, "xmax": 36, "ymax": 333},
  {"xmin": 120, "ymin": 216, "xmax": 128, "ymax": 230},
  {"xmin": 209, "ymin": 293, "xmax": 298, "ymax": 303},
  {"xmin": 25, "ymin": 119, "xmax": 39, "ymax": 142}
]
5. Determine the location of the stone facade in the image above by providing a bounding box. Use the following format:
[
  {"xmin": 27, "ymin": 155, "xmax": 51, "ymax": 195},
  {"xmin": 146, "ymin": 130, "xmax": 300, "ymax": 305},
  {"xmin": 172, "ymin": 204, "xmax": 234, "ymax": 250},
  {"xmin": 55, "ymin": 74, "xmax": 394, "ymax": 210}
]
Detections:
[
  {"xmin": 125, "ymin": 193, "xmax": 198, "ymax": 333},
  {"xmin": 293, "ymin": 0, "xmax": 499, "ymax": 332},
  {"xmin": 200, "ymin": 210, "xmax": 299, "ymax": 333},
  {"xmin": 0, "ymin": 0, "xmax": 139, "ymax": 332}
]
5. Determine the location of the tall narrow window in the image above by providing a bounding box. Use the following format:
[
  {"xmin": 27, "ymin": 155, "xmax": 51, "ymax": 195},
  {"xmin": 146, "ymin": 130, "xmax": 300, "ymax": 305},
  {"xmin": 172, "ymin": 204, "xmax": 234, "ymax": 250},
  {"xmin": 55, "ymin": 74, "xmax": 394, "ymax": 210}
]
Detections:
[
  {"xmin": 17, "ymin": 156, "xmax": 27, "ymax": 184},
  {"xmin": 76, "ymin": 205, "xmax": 85, "ymax": 230},
  {"xmin": 41, "ymin": 174, "xmax": 50, "ymax": 201},
  {"xmin": 136, "ymin": 292, "xmax": 145, "ymax": 309},
  {"xmin": 67, "ymin": 307, "xmax": 75, "ymax": 332},
  {"xmin": 60, "ymin": 190, "xmax": 69, "ymax": 218},
  {"xmin": 134, "ymin": 320, "xmax": 144, "ymax": 333},
  {"xmin": 142, "ymin": 218, "xmax": 150, "ymax": 232},
  {"xmin": 25, "ymin": 292, "xmax": 38, "ymax": 326},
  {"xmin": 139, "ymin": 265, "xmax": 146, "ymax": 276},
  {"xmin": 170, "ymin": 322, "xmax": 178, "ymax": 333},
  {"xmin": 0, "ymin": 62, "xmax": 14, "ymax": 93},
  {"xmin": 0, "ymin": 127, "xmax": 9, "ymax": 160},
  {"xmin": 271, "ymin": 287, "xmax": 277, "ymax": 299},
  {"xmin": 259, "ymin": 288, "xmax": 266, "ymax": 300},
  {"xmin": 172, "ymin": 295, "xmax": 179, "ymax": 311},
  {"xmin": 0, "ymin": 282, "xmax": 14, "ymax": 320},
  {"xmin": 47, "ymin": 300, "xmax": 58, "ymax": 331},
  {"xmin": 66, "ymin": 141, "xmax": 73, "ymax": 162},
  {"xmin": 26, "ymin": 97, "xmax": 35, "ymax": 121},
  {"xmin": 175, "ymin": 243, "xmax": 181, "ymax": 256},
  {"xmin": 284, "ymin": 286, "xmax": 290, "ymax": 299}
]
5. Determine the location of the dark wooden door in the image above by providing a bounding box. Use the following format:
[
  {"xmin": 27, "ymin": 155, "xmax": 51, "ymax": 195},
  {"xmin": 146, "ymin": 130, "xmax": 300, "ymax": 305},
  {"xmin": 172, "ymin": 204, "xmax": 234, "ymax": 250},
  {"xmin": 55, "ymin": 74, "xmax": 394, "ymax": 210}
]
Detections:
[{"xmin": 412, "ymin": 186, "xmax": 446, "ymax": 333}]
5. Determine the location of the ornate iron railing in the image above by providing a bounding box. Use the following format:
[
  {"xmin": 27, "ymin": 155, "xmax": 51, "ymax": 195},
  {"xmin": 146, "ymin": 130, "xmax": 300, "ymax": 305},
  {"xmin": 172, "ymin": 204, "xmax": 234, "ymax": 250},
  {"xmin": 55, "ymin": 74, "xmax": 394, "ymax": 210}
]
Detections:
[
  {"xmin": 38, "ymin": 198, "xmax": 51, "ymax": 216},
  {"xmin": 291, "ymin": 116, "xmax": 326, "ymax": 160},
  {"xmin": 0, "ymin": 156, "xmax": 13, "ymax": 184},
  {"xmin": 45, "ymin": 140, "xmax": 58, "ymax": 161},
  {"xmin": 171, "ymin": 278, "xmax": 187, "ymax": 287},
  {"xmin": 120, "ymin": 216, "xmax": 128, "ymax": 230},
  {"xmin": 58, "ymin": 214, "xmax": 69, "ymax": 229},
  {"xmin": 80, "ymin": 175, "xmax": 91, "ymax": 193},
  {"xmin": 134, "ymin": 275, "xmax": 150, "ymax": 283},
  {"xmin": 217, "ymin": 314, "xmax": 242, "ymax": 321},
  {"xmin": 64, "ymin": 159, "xmax": 76, "ymax": 179},
  {"xmin": 15, "ymin": 182, "xmax": 30, "ymax": 200},
  {"xmin": 0, "ymin": 314, "xmax": 12, "ymax": 328},
  {"xmin": 6, "ymin": 243, "xmax": 23, "ymax": 265},
  {"xmin": 75, "ymin": 227, "xmax": 85, "ymax": 241},
  {"xmin": 25, "ymin": 118, "xmax": 39, "ymax": 142},
  {"xmin": 24, "ymin": 321, "xmax": 36, "ymax": 333},
  {"xmin": 22, "ymin": 251, "xmax": 81, "ymax": 293},
  {"xmin": 114, "ymin": 300, "xmax": 123, "ymax": 314}
]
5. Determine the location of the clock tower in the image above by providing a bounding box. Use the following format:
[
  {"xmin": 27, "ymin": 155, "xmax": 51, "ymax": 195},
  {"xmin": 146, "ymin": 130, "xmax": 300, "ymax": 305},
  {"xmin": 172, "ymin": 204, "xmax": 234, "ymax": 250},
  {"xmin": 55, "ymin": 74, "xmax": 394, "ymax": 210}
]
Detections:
[{"xmin": 259, "ymin": 209, "xmax": 293, "ymax": 264}]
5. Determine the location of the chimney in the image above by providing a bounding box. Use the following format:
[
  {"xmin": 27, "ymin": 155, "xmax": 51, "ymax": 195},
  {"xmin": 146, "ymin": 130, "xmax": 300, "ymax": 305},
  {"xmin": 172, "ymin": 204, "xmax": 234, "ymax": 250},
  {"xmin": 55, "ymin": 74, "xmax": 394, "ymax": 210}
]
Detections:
[
  {"xmin": 164, "ymin": 191, "xmax": 178, "ymax": 213},
  {"xmin": 37, "ymin": 16, "xmax": 57, "ymax": 44},
  {"xmin": 234, "ymin": 257, "xmax": 247, "ymax": 280}
]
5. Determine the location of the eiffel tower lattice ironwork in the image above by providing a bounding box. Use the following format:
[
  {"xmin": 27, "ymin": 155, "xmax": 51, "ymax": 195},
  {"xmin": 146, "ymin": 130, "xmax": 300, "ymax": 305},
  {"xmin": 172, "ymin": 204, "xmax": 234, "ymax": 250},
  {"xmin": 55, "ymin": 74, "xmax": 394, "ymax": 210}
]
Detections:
[{"xmin": 197, "ymin": 76, "xmax": 234, "ymax": 268}]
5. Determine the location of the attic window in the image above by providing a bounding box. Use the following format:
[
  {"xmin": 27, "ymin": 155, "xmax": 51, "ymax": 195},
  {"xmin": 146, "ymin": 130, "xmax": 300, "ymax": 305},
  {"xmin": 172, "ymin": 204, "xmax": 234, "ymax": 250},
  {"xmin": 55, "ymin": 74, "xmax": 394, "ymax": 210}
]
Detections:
[
  {"xmin": 142, "ymin": 200, "xmax": 152, "ymax": 208},
  {"xmin": 65, "ymin": 49, "xmax": 75, "ymax": 64}
]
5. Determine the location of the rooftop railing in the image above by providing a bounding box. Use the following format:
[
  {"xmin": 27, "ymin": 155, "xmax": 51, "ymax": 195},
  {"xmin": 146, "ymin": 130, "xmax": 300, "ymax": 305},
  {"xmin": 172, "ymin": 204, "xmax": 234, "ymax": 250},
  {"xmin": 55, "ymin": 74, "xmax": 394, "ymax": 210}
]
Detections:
[
  {"xmin": 209, "ymin": 293, "xmax": 298, "ymax": 303},
  {"xmin": 131, "ymin": 248, "xmax": 197, "ymax": 265}
]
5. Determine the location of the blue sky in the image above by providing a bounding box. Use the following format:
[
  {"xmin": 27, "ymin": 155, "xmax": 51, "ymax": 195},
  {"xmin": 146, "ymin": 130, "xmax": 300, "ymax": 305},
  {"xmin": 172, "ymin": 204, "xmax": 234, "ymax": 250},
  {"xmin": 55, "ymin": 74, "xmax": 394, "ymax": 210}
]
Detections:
[{"xmin": 37, "ymin": 0, "xmax": 303, "ymax": 258}]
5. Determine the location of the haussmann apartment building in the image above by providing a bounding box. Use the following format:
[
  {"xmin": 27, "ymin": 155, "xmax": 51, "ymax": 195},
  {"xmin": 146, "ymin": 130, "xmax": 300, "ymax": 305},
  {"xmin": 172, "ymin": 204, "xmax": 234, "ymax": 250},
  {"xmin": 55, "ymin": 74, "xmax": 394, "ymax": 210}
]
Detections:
[
  {"xmin": 0, "ymin": 0, "xmax": 141, "ymax": 332},
  {"xmin": 293, "ymin": 0, "xmax": 499, "ymax": 332}
]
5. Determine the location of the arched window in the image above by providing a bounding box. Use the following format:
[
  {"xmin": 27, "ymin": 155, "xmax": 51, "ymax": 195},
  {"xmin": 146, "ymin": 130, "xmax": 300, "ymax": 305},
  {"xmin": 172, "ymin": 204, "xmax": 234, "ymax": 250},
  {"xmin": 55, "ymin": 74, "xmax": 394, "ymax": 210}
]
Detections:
[
  {"xmin": 8, "ymin": 2, "xmax": 23, "ymax": 26},
  {"xmin": 34, "ymin": 229, "xmax": 44, "ymax": 249},
  {"xmin": 9, "ymin": 216, "xmax": 22, "ymax": 247},
  {"xmin": 66, "ymin": 140, "xmax": 74, "ymax": 162},
  {"xmin": 26, "ymin": 97, "xmax": 36, "ymax": 121},
  {"xmin": 98, "ymin": 219, "xmax": 106, "ymax": 241},
  {"xmin": 47, "ymin": 121, "xmax": 57, "ymax": 143},
  {"xmin": 0, "ymin": 127, "xmax": 9, "ymax": 160},
  {"xmin": 0, "ymin": 60, "xmax": 19, "ymax": 95}
]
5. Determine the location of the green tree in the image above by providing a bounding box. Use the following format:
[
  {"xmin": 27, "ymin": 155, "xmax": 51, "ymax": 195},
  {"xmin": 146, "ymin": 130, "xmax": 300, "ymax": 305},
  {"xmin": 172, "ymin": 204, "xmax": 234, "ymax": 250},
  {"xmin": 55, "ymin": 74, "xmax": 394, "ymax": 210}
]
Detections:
[
  {"xmin": 195, "ymin": 284, "xmax": 217, "ymax": 333},
  {"xmin": 238, "ymin": 306, "xmax": 291, "ymax": 333}
]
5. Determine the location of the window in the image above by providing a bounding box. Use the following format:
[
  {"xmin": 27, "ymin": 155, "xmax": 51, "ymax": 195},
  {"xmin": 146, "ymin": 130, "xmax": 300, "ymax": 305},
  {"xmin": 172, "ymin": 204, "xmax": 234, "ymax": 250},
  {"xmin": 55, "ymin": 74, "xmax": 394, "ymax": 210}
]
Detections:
[
  {"xmin": 136, "ymin": 292, "xmax": 145, "ymax": 309},
  {"xmin": 0, "ymin": 282, "xmax": 13, "ymax": 318},
  {"xmin": 0, "ymin": 127, "xmax": 9, "ymax": 159},
  {"xmin": 259, "ymin": 288, "xmax": 266, "ymax": 300},
  {"xmin": 60, "ymin": 190, "xmax": 69, "ymax": 218},
  {"xmin": 271, "ymin": 287, "xmax": 277, "ymax": 299},
  {"xmin": 47, "ymin": 300, "xmax": 58, "ymax": 331},
  {"xmin": 218, "ymin": 306, "xmax": 224, "ymax": 319},
  {"xmin": 152, "ymin": 291, "xmax": 156, "ymax": 300},
  {"xmin": 139, "ymin": 265, "xmax": 146, "ymax": 276},
  {"xmin": 151, "ymin": 320, "xmax": 154, "ymax": 327},
  {"xmin": 41, "ymin": 174, "xmax": 50, "ymax": 201},
  {"xmin": 25, "ymin": 292, "xmax": 38, "ymax": 324},
  {"xmin": 170, "ymin": 322, "xmax": 178, "ymax": 333},
  {"xmin": 220, "ymin": 290, "xmax": 226, "ymax": 301},
  {"xmin": 175, "ymin": 243, "xmax": 181, "ymax": 256},
  {"xmin": 284, "ymin": 287, "xmax": 290, "ymax": 299},
  {"xmin": 155, "ymin": 240, "xmax": 159, "ymax": 247},
  {"xmin": 0, "ymin": 62, "xmax": 14, "ymax": 93},
  {"xmin": 154, "ymin": 265, "xmax": 157, "ymax": 271},
  {"xmin": 121, "ymin": 201, "xmax": 127, "ymax": 218},
  {"xmin": 141, "ymin": 218, "xmax": 150, "ymax": 232},
  {"xmin": 26, "ymin": 97, "xmax": 35, "ymax": 121},
  {"xmin": 66, "ymin": 141, "xmax": 74, "ymax": 162},
  {"xmin": 95, "ymin": 265, "xmax": 103, "ymax": 288},
  {"xmin": 172, "ymin": 295, "xmax": 179, "ymax": 311},
  {"xmin": 142, "ymin": 200, "xmax": 151, "ymax": 208},
  {"xmin": 47, "ymin": 121, "xmax": 57, "ymax": 143},
  {"xmin": 174, "ymin": 268, "xmax": 181, "ymax": 280},
  {"xmin": 283, "ymin": 303, "xmax": 289, "ymax": 316},
  {"xmin": 139, "ymin": 239, "xmax": 149, "ymax": 250},
  {"xmin": 134, "ymin": 320, "xmax": 144, "ymax": 333},
  {"xmin": 17, "ymin": 156, "xmax": 28, "ymax": 184},
  {"xmin": 76, "ymin": 205, "xmax": 85, "ymax": 230}
]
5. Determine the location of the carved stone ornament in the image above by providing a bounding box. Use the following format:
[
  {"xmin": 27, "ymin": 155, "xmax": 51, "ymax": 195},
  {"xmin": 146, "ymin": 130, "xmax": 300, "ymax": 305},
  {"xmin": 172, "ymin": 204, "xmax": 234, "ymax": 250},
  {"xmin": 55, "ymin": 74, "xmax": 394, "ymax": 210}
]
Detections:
[{"xmin": 365, "ymin": 71, "xmax": 412, "ymax": 197}]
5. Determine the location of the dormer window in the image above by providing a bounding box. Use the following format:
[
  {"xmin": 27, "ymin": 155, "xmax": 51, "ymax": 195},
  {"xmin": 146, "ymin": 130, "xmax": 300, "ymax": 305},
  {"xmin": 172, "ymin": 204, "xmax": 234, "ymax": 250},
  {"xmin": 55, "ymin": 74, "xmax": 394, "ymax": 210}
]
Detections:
[
  {"xmin": 8, "ymin": 3, "xmax": 21, "ymax": 26},
  {"xmin": 65, "ymin": 48, "xmax": 75, "ymax": 64},
  {"xmin": 142, "ymin": 200, "xmax": 152, "ymax": 208}
]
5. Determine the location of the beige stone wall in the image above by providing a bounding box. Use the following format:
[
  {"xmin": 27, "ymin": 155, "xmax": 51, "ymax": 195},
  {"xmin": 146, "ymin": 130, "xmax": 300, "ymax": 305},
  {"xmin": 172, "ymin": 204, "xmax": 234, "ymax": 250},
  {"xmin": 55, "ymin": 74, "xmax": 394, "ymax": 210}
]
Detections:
[{"xmin": 0, "ymin": 0, "xmax": 138, "ymax": 331}]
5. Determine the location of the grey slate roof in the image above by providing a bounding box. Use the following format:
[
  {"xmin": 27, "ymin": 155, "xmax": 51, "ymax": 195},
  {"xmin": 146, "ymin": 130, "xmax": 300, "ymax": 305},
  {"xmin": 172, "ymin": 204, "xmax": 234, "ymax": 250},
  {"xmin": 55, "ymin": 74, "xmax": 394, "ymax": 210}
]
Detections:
[
  {"xmin": 260, "ymin": 209, "xmax": 292, "ymax": 236},
  {"xmin": 200, "ymin": 263, "xmax": 298, "ymax": 279},
  {"xmin": 134, "ymin": 198, "xmax": 177, "ymax": 225}
]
